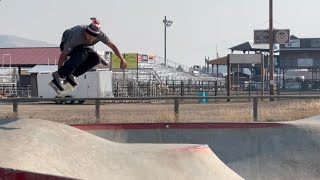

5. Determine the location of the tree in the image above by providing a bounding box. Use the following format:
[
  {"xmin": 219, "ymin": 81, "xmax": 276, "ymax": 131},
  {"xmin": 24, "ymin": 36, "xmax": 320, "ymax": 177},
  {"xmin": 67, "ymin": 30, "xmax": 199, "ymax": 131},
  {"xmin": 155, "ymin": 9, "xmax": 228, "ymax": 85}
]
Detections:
[{"xmin": 176, "ymin": 65, "xmax": 184, "ymax": 72}]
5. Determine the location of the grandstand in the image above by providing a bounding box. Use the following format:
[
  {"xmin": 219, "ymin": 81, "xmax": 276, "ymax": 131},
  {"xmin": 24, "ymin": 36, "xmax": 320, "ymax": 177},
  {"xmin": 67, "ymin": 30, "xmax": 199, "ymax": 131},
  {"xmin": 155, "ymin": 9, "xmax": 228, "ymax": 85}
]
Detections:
[
  {"xmin": 111, "ymin": 55, "xmax": 225, "ymax": 98},
  {"xmin": 113, "ymin": 55, "xmax": 222, "ymax": 82}
]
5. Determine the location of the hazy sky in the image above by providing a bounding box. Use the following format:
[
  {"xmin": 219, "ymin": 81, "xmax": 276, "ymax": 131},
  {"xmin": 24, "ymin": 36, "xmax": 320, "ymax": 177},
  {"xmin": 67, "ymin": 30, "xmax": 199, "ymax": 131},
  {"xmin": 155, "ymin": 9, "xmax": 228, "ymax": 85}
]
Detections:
[{"xmin": 0, "ymin": 0, "xmax": 319, "ymax": 66}]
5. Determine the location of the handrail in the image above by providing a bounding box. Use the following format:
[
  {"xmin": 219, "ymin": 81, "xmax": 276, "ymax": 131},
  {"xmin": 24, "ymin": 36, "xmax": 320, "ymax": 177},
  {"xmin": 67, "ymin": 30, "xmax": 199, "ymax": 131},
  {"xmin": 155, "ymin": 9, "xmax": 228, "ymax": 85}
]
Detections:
[
  {"xmin": 1, "ymin": 95, "xmax": 320, "ymax": 102},
  {"xmin": 2, "ymin": 95, "xmax": 320, "ymax": 123}
]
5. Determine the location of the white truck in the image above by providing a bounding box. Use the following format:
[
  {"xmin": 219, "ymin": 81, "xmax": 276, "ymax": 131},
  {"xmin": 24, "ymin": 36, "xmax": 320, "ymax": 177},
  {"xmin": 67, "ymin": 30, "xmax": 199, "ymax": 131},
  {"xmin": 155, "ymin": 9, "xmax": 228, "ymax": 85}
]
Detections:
[{"xmin": 37, "ymin": 70, "xmax": 113, "ymax": 104}]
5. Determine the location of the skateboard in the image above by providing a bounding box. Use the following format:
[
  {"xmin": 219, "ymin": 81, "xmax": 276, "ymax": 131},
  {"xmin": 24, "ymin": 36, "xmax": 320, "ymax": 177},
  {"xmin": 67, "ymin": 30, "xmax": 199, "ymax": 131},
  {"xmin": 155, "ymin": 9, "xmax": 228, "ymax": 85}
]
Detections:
[{"xmin": 49, "ymin": 80, "xmax": 77, "ymax": 97}]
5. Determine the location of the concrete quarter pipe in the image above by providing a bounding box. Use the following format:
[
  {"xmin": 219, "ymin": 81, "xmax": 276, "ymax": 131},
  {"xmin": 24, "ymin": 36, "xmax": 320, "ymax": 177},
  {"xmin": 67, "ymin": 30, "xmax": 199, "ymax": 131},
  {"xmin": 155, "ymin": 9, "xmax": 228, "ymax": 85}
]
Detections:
[{"xmin": 76, "ymin": 116, "xmax": 320, "ymax": 180}]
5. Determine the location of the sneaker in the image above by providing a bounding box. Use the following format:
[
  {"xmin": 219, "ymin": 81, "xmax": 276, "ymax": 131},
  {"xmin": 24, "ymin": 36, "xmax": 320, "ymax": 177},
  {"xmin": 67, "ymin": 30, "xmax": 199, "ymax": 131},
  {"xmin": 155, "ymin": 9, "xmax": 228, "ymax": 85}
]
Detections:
[
  {"xmin": 52, "ymin": 71, "xmax": 64, "ymax": 91},
  {"xmin": 66, "ymin": 74, "xmax": 78, "ymax": 87}
]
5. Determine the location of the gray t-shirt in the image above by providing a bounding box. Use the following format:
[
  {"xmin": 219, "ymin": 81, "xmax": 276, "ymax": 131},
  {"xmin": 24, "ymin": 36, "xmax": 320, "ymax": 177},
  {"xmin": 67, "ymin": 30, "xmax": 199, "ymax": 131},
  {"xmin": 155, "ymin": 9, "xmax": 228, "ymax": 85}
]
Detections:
[{"xmin": 61, "ymin": 25, "xmax": 110, "ymax": 53}]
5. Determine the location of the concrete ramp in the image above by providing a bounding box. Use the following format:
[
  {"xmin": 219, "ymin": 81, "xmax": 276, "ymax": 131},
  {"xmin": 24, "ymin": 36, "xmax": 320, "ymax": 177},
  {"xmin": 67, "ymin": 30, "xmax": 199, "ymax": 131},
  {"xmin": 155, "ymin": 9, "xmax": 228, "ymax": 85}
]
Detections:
[
  {"xmin": 77, "ymin": 117, "xmax": 320, "ymax": 180},
  {"xmin": 0, "ymin": 118, "xmax": 243, "ymax": 180}
]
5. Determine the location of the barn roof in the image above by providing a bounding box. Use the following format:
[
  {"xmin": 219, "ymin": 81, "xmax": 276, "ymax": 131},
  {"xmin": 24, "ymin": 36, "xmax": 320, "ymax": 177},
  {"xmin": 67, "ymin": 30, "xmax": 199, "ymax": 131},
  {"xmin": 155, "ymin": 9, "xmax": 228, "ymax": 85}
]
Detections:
[{"xmin": 0, "ymin": 47, "xmax": 60, "ymax": 67}]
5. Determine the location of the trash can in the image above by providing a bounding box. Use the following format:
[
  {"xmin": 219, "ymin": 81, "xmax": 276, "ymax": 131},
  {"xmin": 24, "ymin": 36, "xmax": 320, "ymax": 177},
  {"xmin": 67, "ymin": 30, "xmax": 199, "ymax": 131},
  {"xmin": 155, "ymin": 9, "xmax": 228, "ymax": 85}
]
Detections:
[{"xmin": 198, "ymin": 91, "xmax": 208, "ymax": 103}]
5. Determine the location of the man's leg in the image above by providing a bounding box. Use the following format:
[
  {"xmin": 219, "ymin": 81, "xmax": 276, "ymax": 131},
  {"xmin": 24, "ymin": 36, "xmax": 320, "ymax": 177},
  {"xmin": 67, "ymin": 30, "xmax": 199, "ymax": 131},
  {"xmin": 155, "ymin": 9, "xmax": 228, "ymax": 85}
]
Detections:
[
  {"xmin": 52, "ymin": 46, "xmax": 89, "ymax": 90},
  {"xmin": 71, "ymin": 48, "xmax": 102, "ymax": 78}
]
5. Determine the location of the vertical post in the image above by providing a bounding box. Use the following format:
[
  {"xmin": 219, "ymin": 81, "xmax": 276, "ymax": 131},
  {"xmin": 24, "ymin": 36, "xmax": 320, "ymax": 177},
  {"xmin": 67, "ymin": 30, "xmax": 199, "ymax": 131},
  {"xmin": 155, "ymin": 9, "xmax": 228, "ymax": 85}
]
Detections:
[
  {"xmin": 205, "ymin": 56, "xmax": 207, "ymax": 74},
  {"xmin": 227, "ymin": 55, "xmax": 231, "ymax": 102},
  {"xmin": 212, "ymin": 64, "xmax": 214, "ymax": 77},
  {"xmin": 164, "ymin": 23, "xmax": 167, "ymax": 66},
  {"xmin": 109, "ymin": 52, "xmax": 113, "ymax": 71},
  {"xmin": 136, "ymin": 54, "xmax": 139, "ymax": 80},
  {"xmin": 249, "ymin": 80, "xmax": 251, "ymax": 101},
  {"xmin": 261, "ymin": 54, "xmax": 265, "ymax": 101},
  {"xmin": 180, "ymin": 81, "xmax": 184, "ymax": 97},
  {"xmin": 164, "ymin": 16, "xmax": 167, "ymax": 66},
  {"xmin": 173, "ymin": 80, "xmax": 175, "ymax": 95},
  {"xmin": 269, "ymin": 0, "xmax": 275, "ymax": 101},
  {"xmin": 13, "ymin": 100, "xmax": 18, "ymax": 118},
  {"xmin": 95, "ymin": 99, "xmax": 101, "ymax": 123},
  {"xmin": 253, "ymin": 98, "xmax": 258, "ymax": 121},
  {"xmin": 206, "ymin": 56, "xmax": 209, "ymax": 74},
  {"xmin": 237, "ymin": 63, "xmax": 240, "ymax": 90},
  {"xmin": 216, "ymin": 64, "xmax": 219, "ymax": 78},
  {"xmin": 174, "ymin": 99, "xmax": 179, "ymax": 122},
  {"xmin": 282, "ymin": 69, "xmax": 286, "ymax": 90},
  {"xmin": 214, "ymin": 81, "xmax": 218, "ymax": 96},
  {"xmin": 147, "ymin": 81, "xmax": 150, "ymax": 96},
  {"xmin": 163, "ymin": 16, "xmax": 173, "ymax": 67}
]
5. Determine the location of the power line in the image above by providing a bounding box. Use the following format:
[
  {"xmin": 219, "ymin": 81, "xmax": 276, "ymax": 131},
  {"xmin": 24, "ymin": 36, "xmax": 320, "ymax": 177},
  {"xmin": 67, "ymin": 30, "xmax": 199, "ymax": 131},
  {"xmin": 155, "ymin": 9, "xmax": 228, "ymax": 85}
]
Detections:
[{"xmin": 273, "ymin": 19, "xmax": 288, "ymax": 28}]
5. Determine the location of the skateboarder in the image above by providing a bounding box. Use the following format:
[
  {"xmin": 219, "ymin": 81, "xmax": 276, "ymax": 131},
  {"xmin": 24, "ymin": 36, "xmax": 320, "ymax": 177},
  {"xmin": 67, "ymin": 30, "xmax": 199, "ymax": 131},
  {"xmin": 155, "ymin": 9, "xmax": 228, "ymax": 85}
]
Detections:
[{"xmin": 50, "ymin": 17, "xmax": 127, "ymax": 93}]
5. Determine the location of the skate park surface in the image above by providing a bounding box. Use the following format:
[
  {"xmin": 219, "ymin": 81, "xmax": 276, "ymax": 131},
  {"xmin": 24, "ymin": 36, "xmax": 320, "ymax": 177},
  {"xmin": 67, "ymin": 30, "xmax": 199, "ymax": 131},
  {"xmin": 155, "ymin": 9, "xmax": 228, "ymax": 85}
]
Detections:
[{"xmin": 1, "ymin": 116, "xmax": 320, "ymax": 180}]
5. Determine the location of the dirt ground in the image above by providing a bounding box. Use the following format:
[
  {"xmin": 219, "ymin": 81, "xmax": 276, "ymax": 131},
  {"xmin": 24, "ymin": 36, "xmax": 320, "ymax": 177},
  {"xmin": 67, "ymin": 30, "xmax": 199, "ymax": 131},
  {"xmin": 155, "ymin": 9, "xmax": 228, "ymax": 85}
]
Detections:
[{"xmin": 1, "ymin": 98, "xmax": 319, "ymax": 125}]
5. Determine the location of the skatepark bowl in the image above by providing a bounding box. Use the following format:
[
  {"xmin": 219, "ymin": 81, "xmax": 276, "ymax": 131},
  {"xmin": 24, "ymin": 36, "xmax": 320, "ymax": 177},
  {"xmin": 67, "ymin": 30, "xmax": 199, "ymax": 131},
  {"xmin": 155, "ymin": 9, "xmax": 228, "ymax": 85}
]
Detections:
[{"xmin": 1, "ymin": 116, "xmax": 320, "ymax": 180}]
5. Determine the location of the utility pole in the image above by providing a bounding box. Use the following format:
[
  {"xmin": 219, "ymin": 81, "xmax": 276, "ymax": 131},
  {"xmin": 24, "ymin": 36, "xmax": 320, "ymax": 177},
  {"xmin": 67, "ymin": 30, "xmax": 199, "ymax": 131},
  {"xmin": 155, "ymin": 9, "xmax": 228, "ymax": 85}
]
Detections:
[
  {"xmin": 269, "ymin": 0, "xmax": 275, "ymax": 100},
  {"xmin": 164, "ymin": 17, "xmax": 167, "ymax": 66}
]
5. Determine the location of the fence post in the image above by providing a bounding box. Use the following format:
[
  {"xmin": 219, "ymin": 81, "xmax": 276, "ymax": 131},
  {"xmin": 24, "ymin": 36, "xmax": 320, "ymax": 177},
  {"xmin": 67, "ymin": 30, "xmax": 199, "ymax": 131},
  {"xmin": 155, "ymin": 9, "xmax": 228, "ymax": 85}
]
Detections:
[
  {"xmin": 214, "ymin": 81, "xmax": 218, "ymax": 97},
  {"xmin": 180, "ymin": 81, "xmax": 184, "ymax": 97},
  {"xmin": 253, "ymin": 97, "xmax": 258, "ymax": 122},
  {"xmin": 95, "ymin": 99, "xmax": 101, "ymax": 123},
  {"xmin": 174, "ymin": 99, "xmax": 179, "ymax": 122},
  {"xmin": 13, "ymin": 100, "xmax": 18, "ymax": 118}
]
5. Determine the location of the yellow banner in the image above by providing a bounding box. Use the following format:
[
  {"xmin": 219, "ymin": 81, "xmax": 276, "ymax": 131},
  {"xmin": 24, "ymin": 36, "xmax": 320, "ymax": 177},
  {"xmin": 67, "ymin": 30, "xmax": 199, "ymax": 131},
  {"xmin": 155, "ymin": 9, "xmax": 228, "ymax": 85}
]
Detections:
[
  {"xmin": 111, "ymin": 53, "xmax": 121, "ymax": 70},
  {"xmin": 111, "ymin": 53, "xmax": 138, "ymax": 69}
]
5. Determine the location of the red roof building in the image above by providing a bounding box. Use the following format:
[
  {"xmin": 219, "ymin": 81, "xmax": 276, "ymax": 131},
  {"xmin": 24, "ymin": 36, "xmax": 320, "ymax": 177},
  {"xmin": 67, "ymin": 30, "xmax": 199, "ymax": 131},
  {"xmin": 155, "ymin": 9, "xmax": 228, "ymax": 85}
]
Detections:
[{"xmin": 0, "ymin": 47, "xmax": 60, "ymax": 67}]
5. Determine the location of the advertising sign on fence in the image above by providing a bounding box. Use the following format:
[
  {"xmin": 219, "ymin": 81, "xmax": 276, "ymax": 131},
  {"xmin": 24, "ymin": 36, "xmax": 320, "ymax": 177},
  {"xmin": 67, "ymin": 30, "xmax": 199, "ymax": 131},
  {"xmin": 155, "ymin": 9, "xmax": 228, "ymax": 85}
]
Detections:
[{"xmin": 111, "ymin": 53, "xmax": 138, "ymax": 69}]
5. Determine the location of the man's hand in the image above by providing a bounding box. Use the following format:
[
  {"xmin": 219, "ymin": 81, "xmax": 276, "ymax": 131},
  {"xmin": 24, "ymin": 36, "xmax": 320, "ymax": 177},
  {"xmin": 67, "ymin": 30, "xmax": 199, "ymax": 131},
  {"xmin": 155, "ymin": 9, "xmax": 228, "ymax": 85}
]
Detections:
[{"xmin": 120, "ymin": 59, "xmax": 128, "ymax": 70}]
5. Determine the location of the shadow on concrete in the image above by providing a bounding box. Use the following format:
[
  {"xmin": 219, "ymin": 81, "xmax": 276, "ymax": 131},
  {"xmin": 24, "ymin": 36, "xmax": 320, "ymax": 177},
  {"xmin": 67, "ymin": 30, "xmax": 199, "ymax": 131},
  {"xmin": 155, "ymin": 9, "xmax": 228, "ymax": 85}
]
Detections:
[{"xmin": 0, "ymin": 118, "xmax": 20, "ymax": 126}]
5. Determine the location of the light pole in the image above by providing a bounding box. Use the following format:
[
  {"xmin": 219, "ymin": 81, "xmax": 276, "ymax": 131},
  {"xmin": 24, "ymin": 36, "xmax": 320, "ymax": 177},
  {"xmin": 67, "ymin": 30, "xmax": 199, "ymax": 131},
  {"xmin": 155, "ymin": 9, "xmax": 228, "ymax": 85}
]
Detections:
[{"xmin": 163, "ymin": 16, "xmax": 173, "ymax": 67}]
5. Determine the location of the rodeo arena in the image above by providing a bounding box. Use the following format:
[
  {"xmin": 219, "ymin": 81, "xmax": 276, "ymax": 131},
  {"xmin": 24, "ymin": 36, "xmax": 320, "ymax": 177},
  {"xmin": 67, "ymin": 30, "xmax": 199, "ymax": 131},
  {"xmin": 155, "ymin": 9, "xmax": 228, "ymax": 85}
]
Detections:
[{"xmin": 3, "ymin": 35, "xmax": 320, "ymax": 180}]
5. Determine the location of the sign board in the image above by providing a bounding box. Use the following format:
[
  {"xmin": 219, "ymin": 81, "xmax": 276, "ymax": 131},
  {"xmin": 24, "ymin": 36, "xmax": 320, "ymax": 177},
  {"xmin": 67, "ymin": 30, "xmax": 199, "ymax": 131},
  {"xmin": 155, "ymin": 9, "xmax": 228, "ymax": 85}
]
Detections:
[
  {"xmin": 124, "ymin": 53, "xmax": 138, "ymax": 69},
  {"xmin": 254, "ymin": 30, "xmax": 269, "ymax": 44},
  {"xmin": 111, "ymin": 53, "xmax": 138, "ymax": 69},
  {"xmin": 229, "ymin": 54, "xmax": 262, "ymax": 64},
  {"xmin": 148, "ymin": 55, "xmax": 155, "ymax": 64},
  {"xmin": 142, "ymin": 54, "xmax": 148, "ymax": 63},
  {"xmin": 274, "ymin": 29, "xmax": 290, "ymax": 44},
  {"xmin": 138, "ymin": 54, "xmax": 142, "ymax": 63},
  {"xmin": 254, "ymin": 29, "xmax": 290, "ymax": 44},
  {"xmin": 111, "ymin": 53, "xmax": 121, "ymax": 69}
]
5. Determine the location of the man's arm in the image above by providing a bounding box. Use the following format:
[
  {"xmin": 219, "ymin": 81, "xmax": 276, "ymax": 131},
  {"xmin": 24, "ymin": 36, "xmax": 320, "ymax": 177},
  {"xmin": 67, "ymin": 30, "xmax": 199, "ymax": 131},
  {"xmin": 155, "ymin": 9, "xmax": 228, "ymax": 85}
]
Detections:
[
  {"xmin": 58, "ymin": 50, "xmax": 69, "ymax": 69},
  {"xmin": 106, "ymin": 41, "xmax": 127, "ymax": 69}
]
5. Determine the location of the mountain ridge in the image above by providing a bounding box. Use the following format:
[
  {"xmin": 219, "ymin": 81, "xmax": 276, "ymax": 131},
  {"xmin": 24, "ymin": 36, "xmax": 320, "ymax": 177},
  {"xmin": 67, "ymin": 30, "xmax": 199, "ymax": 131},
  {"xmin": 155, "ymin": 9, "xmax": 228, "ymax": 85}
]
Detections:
[{"xmin": 0, "ymin": 35, "xmax": 57, "ymax": 48}]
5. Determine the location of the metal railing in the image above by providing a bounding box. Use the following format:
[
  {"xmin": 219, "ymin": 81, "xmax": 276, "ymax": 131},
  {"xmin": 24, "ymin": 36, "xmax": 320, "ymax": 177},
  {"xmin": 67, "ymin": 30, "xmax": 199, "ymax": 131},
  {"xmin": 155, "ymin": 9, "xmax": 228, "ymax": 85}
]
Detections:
[{"xmin": 2, "ymin": 95, "xmax": 320, "ymax": 123}]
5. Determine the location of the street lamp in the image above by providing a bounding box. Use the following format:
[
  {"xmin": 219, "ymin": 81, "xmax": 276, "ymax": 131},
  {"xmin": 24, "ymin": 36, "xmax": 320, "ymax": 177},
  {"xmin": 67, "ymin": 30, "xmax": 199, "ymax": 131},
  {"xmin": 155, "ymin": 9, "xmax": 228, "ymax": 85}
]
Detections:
[{"xmin": 163, "ymin": 16, "xmax": 173, "ymax": 67}]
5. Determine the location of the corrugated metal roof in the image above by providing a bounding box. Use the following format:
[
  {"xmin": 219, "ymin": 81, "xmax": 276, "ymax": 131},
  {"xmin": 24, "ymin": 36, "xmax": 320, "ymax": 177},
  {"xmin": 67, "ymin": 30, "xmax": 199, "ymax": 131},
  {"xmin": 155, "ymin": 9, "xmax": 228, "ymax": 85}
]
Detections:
[
  {"xmin": 0, "ymin": 47, "xmax": 60, "ymax": 66},
  {"xmin": 208, "ymin": 56, "xmax": 228, "ymax": 65},
  {"xmin": 27, "ymin": 65, "xmax": 58, "ymax": 73}
]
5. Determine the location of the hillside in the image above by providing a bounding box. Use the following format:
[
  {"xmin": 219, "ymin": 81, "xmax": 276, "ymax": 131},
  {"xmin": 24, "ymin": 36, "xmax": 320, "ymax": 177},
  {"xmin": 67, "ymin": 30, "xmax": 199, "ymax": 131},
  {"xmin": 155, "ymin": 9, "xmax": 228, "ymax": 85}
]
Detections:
[{"xmin": 0, "ymin": 35, "xmax": 57, "ymax": 48}]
